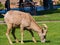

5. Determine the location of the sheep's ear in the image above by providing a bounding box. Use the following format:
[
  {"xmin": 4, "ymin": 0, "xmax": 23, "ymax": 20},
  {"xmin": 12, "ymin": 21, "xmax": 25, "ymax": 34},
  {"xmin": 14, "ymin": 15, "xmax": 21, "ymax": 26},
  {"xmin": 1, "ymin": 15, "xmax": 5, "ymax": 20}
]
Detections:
[{"xmin": 2, "ymin": 14, "xmax": 5, "ymax": 16}]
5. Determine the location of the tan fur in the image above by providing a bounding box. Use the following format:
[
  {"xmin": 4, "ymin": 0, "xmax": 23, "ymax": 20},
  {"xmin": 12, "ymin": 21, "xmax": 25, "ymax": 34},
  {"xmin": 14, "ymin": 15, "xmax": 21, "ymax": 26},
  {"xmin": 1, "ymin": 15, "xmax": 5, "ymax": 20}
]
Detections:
[{"xmin": 4, "ymin": 10, "xmax": 47, "ymax": 44}]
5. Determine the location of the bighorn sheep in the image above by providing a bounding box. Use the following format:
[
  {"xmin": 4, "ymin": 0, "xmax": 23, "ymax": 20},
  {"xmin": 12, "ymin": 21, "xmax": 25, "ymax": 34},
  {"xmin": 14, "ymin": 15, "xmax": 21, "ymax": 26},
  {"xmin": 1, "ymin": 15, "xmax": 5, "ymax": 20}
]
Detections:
[{"xmin": 4, "ymin": 10, "xmax": 48, "ymax": 44}]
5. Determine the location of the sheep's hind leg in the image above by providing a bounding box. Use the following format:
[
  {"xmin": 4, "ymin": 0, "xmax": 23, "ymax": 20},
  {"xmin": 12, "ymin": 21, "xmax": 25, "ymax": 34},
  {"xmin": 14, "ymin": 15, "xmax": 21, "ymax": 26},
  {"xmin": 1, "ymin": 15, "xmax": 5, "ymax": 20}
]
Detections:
[
  {"xmin": 6, "ymin": 24, "xmax": 13, "ymax": 44},
  {"xmin": 12, "ymin": 27, "xmax": 19, "ymax": 43}
]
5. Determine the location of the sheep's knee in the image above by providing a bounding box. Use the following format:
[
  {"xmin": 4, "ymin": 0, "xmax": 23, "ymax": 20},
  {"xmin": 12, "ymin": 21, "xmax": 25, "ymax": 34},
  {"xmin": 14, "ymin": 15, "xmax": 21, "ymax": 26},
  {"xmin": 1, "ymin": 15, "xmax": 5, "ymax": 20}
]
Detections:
[{"xmin": 6, "ymin": 33, "xmax": 9, "ymax": 36}]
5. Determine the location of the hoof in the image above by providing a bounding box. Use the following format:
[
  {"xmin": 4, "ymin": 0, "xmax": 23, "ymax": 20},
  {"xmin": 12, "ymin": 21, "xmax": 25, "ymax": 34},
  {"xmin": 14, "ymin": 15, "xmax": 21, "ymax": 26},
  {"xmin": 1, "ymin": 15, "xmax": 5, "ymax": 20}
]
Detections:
[
  {"xmin": 16, "ymin": 39, "xmax": 19, "ymax": 43},
  {"xmin": 21, "ymin": 42, "xmax": 24, "ymax": 44},
  {"xmin": 9, "ymin": 42, "xmax": 13, "ymax": 45},
  {"xmin": 32, "ymin": 38, "xmax": 37, "ymax": 43},
  {"xmin": 33, "ymin": 40, "xmax": 37, "ymax": 43},
  {"xmin": 41, "ymin": 39, "xmax": 46, "ymax": 43}
]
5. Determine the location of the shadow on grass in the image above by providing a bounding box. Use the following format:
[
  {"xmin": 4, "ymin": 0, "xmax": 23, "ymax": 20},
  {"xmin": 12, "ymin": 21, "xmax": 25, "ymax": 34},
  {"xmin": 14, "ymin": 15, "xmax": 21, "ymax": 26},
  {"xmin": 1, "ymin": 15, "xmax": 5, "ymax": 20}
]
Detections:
[
  {"xmin": 13, "ymin": 40, "xmax": 50, "ymax": 43},
  {"xmin": 36, "ymin": 9, "xmax": 60, "ymax": 15},
  {"xmin": 46, "ymin": 40, "xmax": 51, "ymax": 43}
]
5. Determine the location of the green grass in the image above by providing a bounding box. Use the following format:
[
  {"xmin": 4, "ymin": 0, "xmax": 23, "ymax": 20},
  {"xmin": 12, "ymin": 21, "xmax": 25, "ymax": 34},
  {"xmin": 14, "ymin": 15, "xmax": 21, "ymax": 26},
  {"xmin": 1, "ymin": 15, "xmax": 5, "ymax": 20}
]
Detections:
[
  {"xmin": 0, "ymin": 18, "xmax": 4, "ymax": 21},
  {"xmin": 33, "ymin": 13, "xmax": 60, "ymax": 21},
  {"xmin": 0, "ymin": 22, "xmax": 60, "ymax": 45}
]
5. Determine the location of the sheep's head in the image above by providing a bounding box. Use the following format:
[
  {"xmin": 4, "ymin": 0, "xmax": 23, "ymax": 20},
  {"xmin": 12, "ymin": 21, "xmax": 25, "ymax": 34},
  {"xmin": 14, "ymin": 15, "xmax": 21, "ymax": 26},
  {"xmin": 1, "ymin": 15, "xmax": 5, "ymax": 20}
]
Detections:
[{"xmin": 40, "ymin": 24, "xmax": 48, "ymax": 43}]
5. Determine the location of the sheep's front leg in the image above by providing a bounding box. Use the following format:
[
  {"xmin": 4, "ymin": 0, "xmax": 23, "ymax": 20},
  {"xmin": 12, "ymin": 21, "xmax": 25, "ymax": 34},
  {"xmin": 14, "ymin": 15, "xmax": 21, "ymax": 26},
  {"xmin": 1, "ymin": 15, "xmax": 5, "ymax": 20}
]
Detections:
[
  {"xmin": 20, "ymin": 25, "xmax": 24, "ymax": 44},
  {"xmin": 28, "ymin": 30, "xmax": 37, "ymax": 43}
]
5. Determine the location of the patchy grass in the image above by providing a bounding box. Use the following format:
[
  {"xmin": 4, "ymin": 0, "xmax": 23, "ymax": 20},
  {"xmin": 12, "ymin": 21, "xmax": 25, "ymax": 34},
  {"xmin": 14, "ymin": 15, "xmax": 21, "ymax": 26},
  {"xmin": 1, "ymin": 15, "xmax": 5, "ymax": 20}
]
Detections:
[{"xmin": 0, "ymin": 22, "xmax": 60, "ymax": 45}]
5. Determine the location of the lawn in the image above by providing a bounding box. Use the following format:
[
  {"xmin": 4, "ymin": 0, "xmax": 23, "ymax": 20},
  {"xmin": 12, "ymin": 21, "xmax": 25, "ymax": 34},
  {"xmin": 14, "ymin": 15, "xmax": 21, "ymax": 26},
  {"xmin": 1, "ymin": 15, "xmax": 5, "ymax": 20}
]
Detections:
[
  {"xmin": 0, "ymin": 22, "xmax": 60, "ymax": 45},
  {"xmin": 33, "ymin": 13, "xmax": 60, "ymax": 21}
]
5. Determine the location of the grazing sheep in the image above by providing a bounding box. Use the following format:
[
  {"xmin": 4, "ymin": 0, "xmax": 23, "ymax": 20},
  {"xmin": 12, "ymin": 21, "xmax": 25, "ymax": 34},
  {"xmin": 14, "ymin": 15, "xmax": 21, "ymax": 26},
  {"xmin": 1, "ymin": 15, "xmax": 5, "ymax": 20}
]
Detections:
[{"xmin": 4, "ymin": 10, "xmax": 48, "ymax": 44}]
